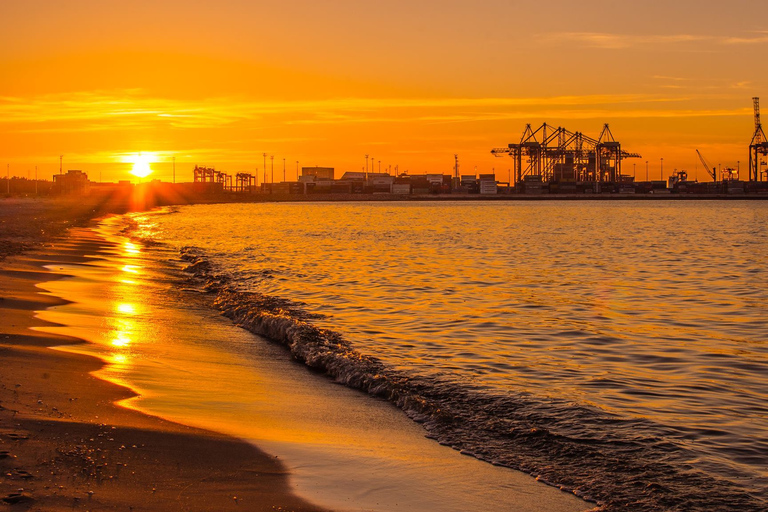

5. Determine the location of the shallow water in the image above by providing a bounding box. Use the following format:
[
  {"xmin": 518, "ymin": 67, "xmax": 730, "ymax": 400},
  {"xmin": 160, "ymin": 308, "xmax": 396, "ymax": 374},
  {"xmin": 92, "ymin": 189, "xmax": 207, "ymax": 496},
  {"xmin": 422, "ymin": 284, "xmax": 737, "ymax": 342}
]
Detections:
[
  {"xmin": 35, "ymin": 218, "xmax": 586, "ymax": 512},
  {"xmin": 138, "ymin": 200, "xmax": 768, "ymax": 512}
]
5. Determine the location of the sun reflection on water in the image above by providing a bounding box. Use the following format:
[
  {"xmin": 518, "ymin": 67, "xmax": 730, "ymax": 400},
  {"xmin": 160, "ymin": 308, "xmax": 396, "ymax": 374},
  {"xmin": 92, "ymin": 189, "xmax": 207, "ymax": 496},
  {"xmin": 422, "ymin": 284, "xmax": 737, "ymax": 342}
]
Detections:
[
  {"xmin": 111, "ymin": 333, "xmax": 132, "ymax": 347},
  {"xmin": 123, "ymin": 241, "xmax": 141, "ymax": 255},
  {"xmin": 116, "ymin": 303, "xmax": 137, "ymax": 315}
]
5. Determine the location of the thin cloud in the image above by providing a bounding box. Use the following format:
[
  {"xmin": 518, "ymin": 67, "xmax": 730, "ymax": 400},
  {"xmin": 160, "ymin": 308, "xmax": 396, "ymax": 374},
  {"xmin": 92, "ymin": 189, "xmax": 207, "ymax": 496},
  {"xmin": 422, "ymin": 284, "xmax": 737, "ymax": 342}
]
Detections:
[
  {"xmin": 0, "ymin": 91, "xmax": 688, "ymax": 129},
  {"xmin": 548, "ymin": 32, "xmax": 707, "ymax": 49},
  {"xmin": 0, "ymin": 91, "xmax": 751, "ymax": 136},
  {"xmin": 549, "ymin": 32, "xmax": 768, "ymax": 49}
]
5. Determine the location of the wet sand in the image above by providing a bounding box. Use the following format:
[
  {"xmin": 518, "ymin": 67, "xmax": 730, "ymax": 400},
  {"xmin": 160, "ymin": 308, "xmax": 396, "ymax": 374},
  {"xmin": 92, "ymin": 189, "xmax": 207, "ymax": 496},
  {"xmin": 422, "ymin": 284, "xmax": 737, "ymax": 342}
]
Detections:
[{"xmin": 0, "ymin": 200, "xmax": 325, "ymax": 510}]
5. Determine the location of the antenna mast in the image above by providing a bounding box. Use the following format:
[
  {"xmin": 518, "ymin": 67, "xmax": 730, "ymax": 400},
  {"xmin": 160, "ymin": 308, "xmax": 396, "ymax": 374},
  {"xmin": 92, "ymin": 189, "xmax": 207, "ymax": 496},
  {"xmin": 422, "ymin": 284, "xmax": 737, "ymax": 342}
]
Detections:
[{"xmin": 454, "ymin": 154, "xmax": 459, "ymax": 179}]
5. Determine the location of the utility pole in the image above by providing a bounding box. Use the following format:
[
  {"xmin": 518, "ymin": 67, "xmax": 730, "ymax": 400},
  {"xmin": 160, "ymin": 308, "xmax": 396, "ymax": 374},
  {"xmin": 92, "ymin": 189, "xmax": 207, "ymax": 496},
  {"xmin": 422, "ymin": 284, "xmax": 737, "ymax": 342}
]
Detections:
[
  {"xmin": 365, "ymin": 154, "xmax": 369, "ymax": 178},
  {"xmin": 378, "ymin": 160, "xmax": 381, "ymax": 173}
]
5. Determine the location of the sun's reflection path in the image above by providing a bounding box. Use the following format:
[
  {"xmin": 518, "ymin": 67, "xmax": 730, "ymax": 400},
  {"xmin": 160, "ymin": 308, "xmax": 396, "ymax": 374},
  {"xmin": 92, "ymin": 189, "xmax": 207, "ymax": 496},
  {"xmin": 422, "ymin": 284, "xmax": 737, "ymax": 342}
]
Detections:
[{"xmin": 104, "ymin": 239, "xmax": 147, "ymax": 373}]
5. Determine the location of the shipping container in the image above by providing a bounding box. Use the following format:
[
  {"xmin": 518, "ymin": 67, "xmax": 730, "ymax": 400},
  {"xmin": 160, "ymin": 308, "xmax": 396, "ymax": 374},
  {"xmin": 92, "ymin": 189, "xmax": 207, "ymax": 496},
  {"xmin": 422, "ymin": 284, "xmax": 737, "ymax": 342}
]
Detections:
[
  {"xmin": 479, "ymin": 181, "xmax": 498, "ymax": 194},
  {"xmin": 392, "ymin": 184, "xmax": 411, "ymax": 195}
]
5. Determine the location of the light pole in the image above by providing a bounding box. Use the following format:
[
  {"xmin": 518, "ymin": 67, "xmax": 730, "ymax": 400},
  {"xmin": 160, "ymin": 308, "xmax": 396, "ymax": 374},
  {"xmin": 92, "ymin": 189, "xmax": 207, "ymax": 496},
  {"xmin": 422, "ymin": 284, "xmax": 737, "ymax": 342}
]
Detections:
[{"xmin": 365, "ymin": 154, "xmax": 368, "ymax": 178}]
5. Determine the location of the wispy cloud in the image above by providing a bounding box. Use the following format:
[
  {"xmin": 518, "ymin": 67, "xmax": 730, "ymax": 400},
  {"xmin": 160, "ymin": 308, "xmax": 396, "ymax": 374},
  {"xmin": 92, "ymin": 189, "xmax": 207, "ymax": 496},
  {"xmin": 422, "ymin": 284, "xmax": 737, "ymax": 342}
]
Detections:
[
  {"xmin": 548, "ymin": 31, "xmax": 768, "ymax": 49},
  {"xmin": 0, "ymin": 90, "xmax": 752, "ymax": 136},
  {"xmin": 724, "ymin": 31, "xmax": 768, "ymax": 44},
  {"xmin": 0, "ymin": 90, "xmax": 692, "ymax": 131}
]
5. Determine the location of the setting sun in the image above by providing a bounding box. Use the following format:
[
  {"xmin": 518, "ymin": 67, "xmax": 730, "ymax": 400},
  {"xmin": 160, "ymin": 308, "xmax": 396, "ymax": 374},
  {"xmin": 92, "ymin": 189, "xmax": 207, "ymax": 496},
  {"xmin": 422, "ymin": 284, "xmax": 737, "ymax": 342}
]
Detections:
[{"xmin": 129, "ymin": 154, "xmax": 154, "ymax": 179}]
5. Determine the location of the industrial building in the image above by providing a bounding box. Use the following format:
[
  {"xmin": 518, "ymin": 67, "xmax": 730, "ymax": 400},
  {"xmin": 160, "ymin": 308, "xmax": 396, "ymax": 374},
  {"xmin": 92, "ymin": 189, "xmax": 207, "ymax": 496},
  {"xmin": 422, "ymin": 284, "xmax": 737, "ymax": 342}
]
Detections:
[
  {"xmin": 301, "ymin": 166, "xmax": 335, "ymax": 180},
  {"xmin": 53, "ymin": 170, "xmax": 90, "ymax": 195}
]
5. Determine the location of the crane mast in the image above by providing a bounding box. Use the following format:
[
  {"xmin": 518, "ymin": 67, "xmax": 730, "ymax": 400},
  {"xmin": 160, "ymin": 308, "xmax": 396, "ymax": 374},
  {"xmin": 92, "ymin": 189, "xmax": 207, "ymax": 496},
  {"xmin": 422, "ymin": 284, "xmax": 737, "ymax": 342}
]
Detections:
[{"xmin": 750, "ymin": 97, "xmax": 768, "ymax": 182}]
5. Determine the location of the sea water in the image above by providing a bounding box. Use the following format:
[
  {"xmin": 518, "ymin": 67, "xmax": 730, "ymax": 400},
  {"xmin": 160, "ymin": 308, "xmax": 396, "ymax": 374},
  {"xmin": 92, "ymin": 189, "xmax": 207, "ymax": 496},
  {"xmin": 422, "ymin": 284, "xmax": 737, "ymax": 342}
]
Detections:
[{"xmin": 44, "ymin": 200, "xmax": 768, "ymax": 511}]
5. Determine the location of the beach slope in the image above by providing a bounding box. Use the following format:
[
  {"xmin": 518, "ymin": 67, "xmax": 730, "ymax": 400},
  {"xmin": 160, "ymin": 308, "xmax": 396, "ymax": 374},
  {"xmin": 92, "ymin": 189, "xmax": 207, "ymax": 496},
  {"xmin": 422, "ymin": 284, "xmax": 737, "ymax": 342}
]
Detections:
[{"xmin": 0, "ymin": 207, "xmax": 325, "ymax": 510}]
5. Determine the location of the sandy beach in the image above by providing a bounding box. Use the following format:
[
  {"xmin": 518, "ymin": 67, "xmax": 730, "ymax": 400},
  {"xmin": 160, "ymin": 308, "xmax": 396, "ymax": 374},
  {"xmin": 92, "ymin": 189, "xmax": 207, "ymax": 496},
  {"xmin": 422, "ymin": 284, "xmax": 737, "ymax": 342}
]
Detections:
[
  {"xmin": 0, "ymin": 199, "xmax": 325, "ymax": 511},
  {"xmin": 0, "ymin": 197, "xmax": 595, "ymax": 511}
]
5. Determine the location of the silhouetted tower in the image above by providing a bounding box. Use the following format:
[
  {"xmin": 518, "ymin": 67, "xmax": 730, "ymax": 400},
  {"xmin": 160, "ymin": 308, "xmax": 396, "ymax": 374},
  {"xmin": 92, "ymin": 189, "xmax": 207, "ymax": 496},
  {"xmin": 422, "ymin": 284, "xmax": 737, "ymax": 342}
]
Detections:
[
  {"xmin": 454, "ymin": 154, "xmax": 459, "ymax": 179},
  {"xmin": 749, "ymin": 97, "xmax": 768, "ymax": 182}
]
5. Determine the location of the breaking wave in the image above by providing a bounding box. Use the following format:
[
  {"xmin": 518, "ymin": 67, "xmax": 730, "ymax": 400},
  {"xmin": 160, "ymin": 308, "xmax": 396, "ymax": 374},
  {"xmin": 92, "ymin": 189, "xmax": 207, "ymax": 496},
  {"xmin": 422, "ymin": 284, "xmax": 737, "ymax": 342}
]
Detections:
[{"xmin": 178, "ymin": 245, "xmax": 767, "ymax": 512}]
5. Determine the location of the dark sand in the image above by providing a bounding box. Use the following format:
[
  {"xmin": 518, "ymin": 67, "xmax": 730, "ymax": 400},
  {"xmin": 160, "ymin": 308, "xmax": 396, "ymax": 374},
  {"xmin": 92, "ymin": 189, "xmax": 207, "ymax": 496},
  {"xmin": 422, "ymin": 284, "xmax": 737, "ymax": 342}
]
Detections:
[{"xmin": 0, "ymin": 198, "xmax": 325, "ymax": 511}]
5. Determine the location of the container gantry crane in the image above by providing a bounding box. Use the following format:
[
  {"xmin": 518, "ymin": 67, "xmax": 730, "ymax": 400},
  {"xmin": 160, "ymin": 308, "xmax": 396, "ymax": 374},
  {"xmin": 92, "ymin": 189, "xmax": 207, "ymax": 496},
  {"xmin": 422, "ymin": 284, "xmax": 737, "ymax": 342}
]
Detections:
[{"xmin": 749, "ymin": 97, "xmax": 768, "ymax": 182}]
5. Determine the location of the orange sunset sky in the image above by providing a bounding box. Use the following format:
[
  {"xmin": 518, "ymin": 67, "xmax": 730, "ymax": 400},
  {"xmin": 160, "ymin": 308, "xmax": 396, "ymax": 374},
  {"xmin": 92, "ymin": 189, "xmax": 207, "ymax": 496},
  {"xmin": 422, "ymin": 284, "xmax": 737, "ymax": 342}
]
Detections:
[{"xmin": 1, "ymin": 0, "xmax": 766, "ymax": 183}]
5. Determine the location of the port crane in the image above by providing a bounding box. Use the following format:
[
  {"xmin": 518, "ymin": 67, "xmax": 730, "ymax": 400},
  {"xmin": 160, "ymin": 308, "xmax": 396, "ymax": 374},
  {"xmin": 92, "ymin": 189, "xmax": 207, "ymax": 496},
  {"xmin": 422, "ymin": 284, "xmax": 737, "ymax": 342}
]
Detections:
[
  {"xmin": 492, "ymin": 123, "xmax": 640, "ymax": 184},
  {"xmin": 695, "ymin": 150, "xmax": 718, "ymax": 182},
  {"xmin": 749, "ymin": 97, "xmax": 768, "ymax": 181}
]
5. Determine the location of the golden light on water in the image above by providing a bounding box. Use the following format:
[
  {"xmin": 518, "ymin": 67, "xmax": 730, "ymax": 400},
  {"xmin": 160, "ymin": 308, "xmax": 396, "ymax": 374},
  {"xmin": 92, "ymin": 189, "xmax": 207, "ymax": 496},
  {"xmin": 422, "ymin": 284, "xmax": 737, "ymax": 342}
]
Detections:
[
  {"xmin": 111, "ymin": 333, "xmax": 131, "ymax": 347},
  {"xmin": 117, "ymin": 303, "xmax": 137, "ymax": 315},
  {"xmin": 123, "ymin": 242, "xmax": 141, "ymax": 255}
]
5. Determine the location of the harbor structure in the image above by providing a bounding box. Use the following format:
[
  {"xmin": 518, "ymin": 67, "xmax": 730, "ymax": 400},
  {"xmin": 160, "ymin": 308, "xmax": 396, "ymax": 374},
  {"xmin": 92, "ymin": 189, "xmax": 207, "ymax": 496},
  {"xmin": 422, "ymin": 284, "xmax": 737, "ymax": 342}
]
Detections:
[
  {"xmin": 749, "ymin": 97, "xmax": 768, "ymax": 182},
  {"xmin": 491, "ymin": 123, "xmax": 642, "ymax": 188}
]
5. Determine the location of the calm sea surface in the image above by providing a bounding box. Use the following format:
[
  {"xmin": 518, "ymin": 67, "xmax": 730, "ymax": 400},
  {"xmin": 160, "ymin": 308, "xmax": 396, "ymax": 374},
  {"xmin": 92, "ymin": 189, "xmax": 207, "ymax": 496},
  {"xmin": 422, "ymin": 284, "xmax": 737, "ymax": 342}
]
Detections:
[{"xmin": 138, "ymin": 200, "xmax": 768, "ymax": 511}]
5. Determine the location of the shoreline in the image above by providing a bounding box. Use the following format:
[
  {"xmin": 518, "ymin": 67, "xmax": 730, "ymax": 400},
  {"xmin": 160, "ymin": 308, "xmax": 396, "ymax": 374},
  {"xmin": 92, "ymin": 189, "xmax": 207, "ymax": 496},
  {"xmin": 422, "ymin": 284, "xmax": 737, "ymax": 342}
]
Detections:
[
  {"xmin": 133, "ymin": 191, "xmax": 768, "ymax": 204},
  {"xmin": 30, "ymin": 211, "xmax": 590, "ymax": 512},
  {"xmin": 0, "ymin": 214, "xmax": 326, "ymax": 510}
]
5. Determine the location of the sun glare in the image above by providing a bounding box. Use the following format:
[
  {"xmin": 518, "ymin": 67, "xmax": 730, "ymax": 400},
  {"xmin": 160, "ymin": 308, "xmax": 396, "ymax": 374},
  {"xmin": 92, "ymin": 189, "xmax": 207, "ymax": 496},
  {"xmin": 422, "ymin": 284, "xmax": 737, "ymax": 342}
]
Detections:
[{"xmin": 128, "ymin": 153, "xmax": 155, "ymax": 179}]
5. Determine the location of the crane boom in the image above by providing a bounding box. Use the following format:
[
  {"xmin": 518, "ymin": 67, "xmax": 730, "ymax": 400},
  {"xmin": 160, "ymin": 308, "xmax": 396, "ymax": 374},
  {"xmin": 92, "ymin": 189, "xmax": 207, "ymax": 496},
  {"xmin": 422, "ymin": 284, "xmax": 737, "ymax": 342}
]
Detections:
[{"xmin": 696, "ymin": 150, "xmax": 717, "ymax": 182}]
